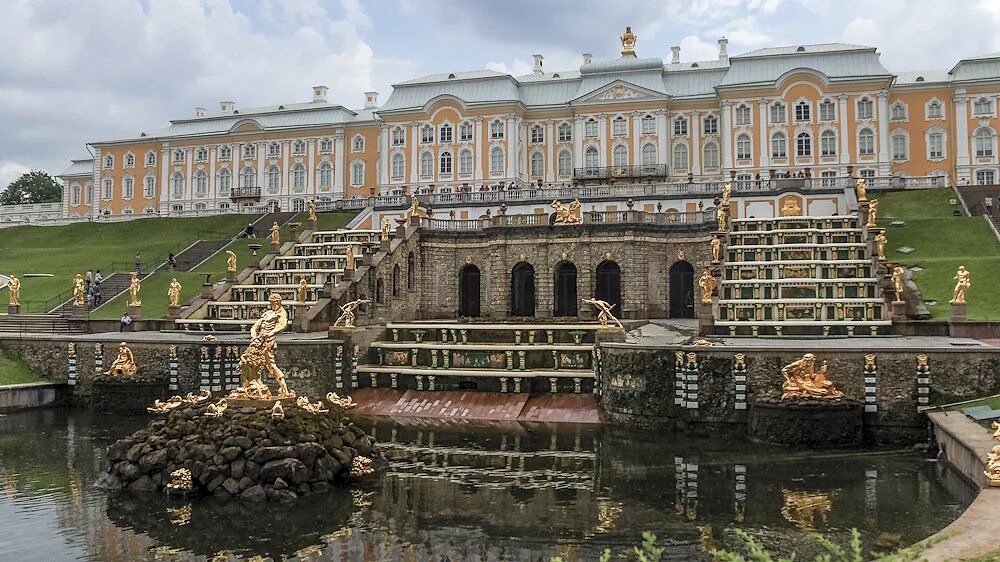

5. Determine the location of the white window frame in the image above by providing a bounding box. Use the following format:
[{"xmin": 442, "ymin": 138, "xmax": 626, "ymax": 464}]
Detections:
[
  {"xmin": 975, "ymin": 127, "xmax": 995, "ymax": 157},
  {"xmin": 927, "ymin": 130, "xmax": 945, "ymax": 160},
  {"xmin": 770, "ymin": 132, "xmax": 787, "ymax": 159},
  {"xmin": 194, "ymin": 170, "xmax": 208, "ymax": 194},
  {"xmin": 612, "ymin": 144, "xmax": 628, "ymax": 168},
  {"xmin": 794, "ymin": 101, "xmax": 811, "ymax": 122},
  {"xmin": 459, "ymin": 122, "xmax": 473, "ymax": 141},
  {"xmin": 352, "ymin": 135, "xmax": 365, "ymax": 152},
  {"xmin": 173, "ymin": 149, "xmax": 185, "ymax": 163},
  {"xmin": 641, "ymin": 115, "xmax": 656, "ymax": 135},
  {"xmin": 145, "ymin": 151, "xmax": 156, "ymax": 167},
  {"xmin": 143, "ymin": 175, "xmax": 156, "ymax": 198},
  {"xmin": 531, "ymin": 125, "xmax": 545, "ymax": 143},
  {"xmin": 858, "ymin": 128, "xmax": 875, "ymax": 156},
  {"xmin": 736, "ymin": 134, "xmax": 752, "ymax": 160},
  {"xmin": 820, "ymin": 130, "xmax": 837, "ymax": 157},
  {"xmin": 857, "ymin": 97, "xmax": 874, "ymax": 120},
  {"xmin": 103, "ymin": 154, "xmax": 114, "ymax": 169},
  {"xmin": 672, "ymin": 143, "xmax": 689, "ymax": 170},
  {"xmin": 392, "ymin": 127, "xmax": 405, "ymax": 146},
  {"xmin": 439, "ymin": 123, "xmax": 453, "ymax": 143},
  {"xmin": 557, "ymin": 149, "xmax": 572, "ymax": 176},
  {"xmin": 171, "ymin": 173, "xmax": 184, "ymax": 197},
  {"xmin": 292, "ymin": 140, "xmax": 306, "ymax": 154},
  {"xmin": 217, "ymin": 169, "xmax": 232, "ymax": 193},
  {"xmin": 673, "ymin": 116, "xmax": 688, "ymax": 136},
  {"xmin": 558, "ymin": 123, "xmax": 572, "ymax": 142},
  {"xmin": 440, "ymin": 151, "xmax": 453, "ymax": 175},
  {"xmin": 974, "ymin": 97, "xmax": 994, "ymax": 116},
  {"xmin": 702, "ymin": 142, "xmax": 719, "ymax": 168},
  {"xmin": 891, "ymin": 102, "xmax": 907, "ymax": 121},
  {"xmin": 734, "ymin": 104, "xmax": 751, "ymax": 126},
  {"xmin": 291, "ymin": 163, "xmax": 306, "ymax": 189},
  {"xmin": 319, "ymin": 138, "xmax": 333, "ymax": 152},
  {"xmin": 459, "ymin": 149, "xmax": 473, "ymax": 175},
  {"xmin": 266, "ymin": 165, "xmax": 281, "ymax": 192},
  {"xmin": 891, "ymin": 132, "xmax": 908, "ymax": 161},
  {"xmin": 703, "ymin": 114, "xmax": 718, "ymax": 135},
  {"xmin": 530, "ymin": 151, "xmax": 544, "ymax": 176},
  {"xmin": 351, "ymin": 160, "xmax": 365, "ymax": 186},
  {"xmin": 219, "ymin": 146, "xmax": 232, "ymax": 160},
  {"xmin": 240, "ymin": 167, "xmax": 256, "ymax": 189},
  {"xmin": 242, "ymin": 144, "xmax": 256, "ymax": 159},
  {"xmin": 318, "ymin": 161, "xmax": 333, "ymax": 187},
  {"xmin": 819, "ymin": 99, "xmax": 836, "ymax": 122},
  {"xmin": 420, "ymin": 151, "xmax": 433, "ymax": 177},
  {"xmin": 770, "ymin": 103, "xmax": 786, "ymax": 124},
  {"xmin": 584, "ymin": 119, "xmax": 598, "ymax": 138},
  {"xmin": 926, "ymin": 100, "xmax": 943, "ymax": 120},
  {"xmin": 195, "ymin": 147, "xmax": 208, "ymax": 161},
  {"xmin": 612, "ymin": 117, "xmax": 627, "ymax": 136},
  {"xmin": 584, "ymin": 146, "xmax": 599, "ymax": 170},
  {"xmin": 642, "ymin": 143, "xmax": 658, "ymax": 166},
  {"xmin": 489, "ymin": 120, "xmax": 504, "ymax": 140},
  {"xmin": 489, "ymin": 147, "xmax": 504, "ymax": 174},
  {"xmin": 976, "ymin": 169, "xmax": 996, "ymax": 185},
  {"xmin": 391, "ymin": 154, "xmax": 405, "ymax": 179},
  {"xmin": 124, "ymin": 153, "xmax": 135, "ymax": 168}
]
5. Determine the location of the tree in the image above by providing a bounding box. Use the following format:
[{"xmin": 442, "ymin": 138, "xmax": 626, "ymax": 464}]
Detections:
[{"xmin": 0, "ymin": 170, "xmax": 62, "ymax": 205}]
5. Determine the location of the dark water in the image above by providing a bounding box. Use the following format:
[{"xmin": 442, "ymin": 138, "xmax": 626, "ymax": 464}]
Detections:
[{"xmin": 0, "ymin": 408, "xmax": 975, "ymax": 561}]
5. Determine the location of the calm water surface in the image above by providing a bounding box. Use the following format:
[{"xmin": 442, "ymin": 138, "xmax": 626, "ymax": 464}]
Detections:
[{"xmin": 0, "ymin": 408, "xmax": 975, "ymax": 561}]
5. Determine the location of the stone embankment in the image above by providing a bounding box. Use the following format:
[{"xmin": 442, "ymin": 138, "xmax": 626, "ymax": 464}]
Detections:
[{"xmin": 96, "ymin": 400, "xmax": 380, "ymax": 501}]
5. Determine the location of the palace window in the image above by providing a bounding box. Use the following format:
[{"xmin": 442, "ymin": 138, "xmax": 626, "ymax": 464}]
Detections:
[
  {"xmin": 219, "ymin": 145, "xmax": 232, "ymax": 160},
  {"xmin": 319, "ymin": 138, "xmax": 333, "ymax": 152},
  {"xmin": 975, "ymin": 127, "xmax": 994, "ymax": 157},
  {"xmin": 172, "ymin": 149, "xmax": 184, "ymax": 164},
  {"xmin": 859, "ymin": 169, "xmax": 876, "ymax": 179},
  {"xmin": 531, "ymin": 124, "xmax": 544, "ymax": 143},
  {"xmin": 291, "ymin": 163, "xmax": 306, "ymax": 189},
  {"xmin": 195, "ymin": 147, "xmax": 208, "ymax": 161},
  {"xmin": 391, "ymin": 154, "xmax": 405, "ymax": 178},
  {"xmin": 490, "ymin": 120, "xmax": 504, "ymax": 140},
  {"xmin": 673, "ymin": 116, "xmax": 688, "ymax": 136},
  {"xmin": 642, "ymin": 143, "xmax": 657, "ymax": 165},
  {"xmin": 145, "ymin": 151, "xmax": 156, "ymax": 166},
  {"xmin": 194, "ymin": 170, "xmax": 207, "ymax": 194},
  {"xmin": 266, "ymin": 165, "xmax": 281, "ymax": 193},
  {"xmin": 558, "ymin": 123, "xmax": 572, "ymax": 142},
  {"xmin": 171, "ymin": 172, "xmax": 184, "ymax": 197},
  {"xmin": 440, "ymin": 123, "xmax": 453, "ymax": 143},
  {"xmin": 642, "ymin": 115, "xmax": 656, "ymax": 135},
  {"xmin": 352, "ymin": 136, "xmax": 365, "ymax": 152},
  {"xmin": 84, "ymin": 183, "xmax": 93, "ymax": 204},
  {"xmin": 70, "ymin": 184, "xmax": 80, "ymax": 206},
  {"xmin": 585, "ymin": 119, "xmax": 598, "ymax": 138},
  {"xmin": 242, "ymin": 144, "xmax": 256, "ymax": 159},
  {"xmin": 351, "ymin": 161, "xmax": 365, "ymax": 185},
  {"xmin": 143, "ymin": 176, "xmax": 155, "ymax": 198},
  {"xmin": 584, "ymin": 146, "xmax": 598, "ymax": 170},
  {"xmin": 926, "ymin": 100, "xmax": 943, "ymax": 119},
  {"xmin": 420, "ymin": 152, "xmax": 433, "ymax": 177},
  {"xmin": 770, "ymin": 103, "xmax": 786, "ymax": 124},
  {"xmin": 735, "ymin": 104, "xmax": 751, "ymax": 126},
  {"xmin": 976, "ymin": 169, "xmax": 996, "ymax": 185},
  {"xmin": 771, "ymin": 132, "xmax": 787, "ymax": 158},
  {"xmin": 267, "ymin": 142, "xmax": 280, "ymax": 157},
  {"xmin": 558, "ymin": 150, "xmax": 572, "ymax": 176},
  {"xmin": 703, "ymin": 114, "xmax": 718, "ymax": 135},
  {"xmin": 702, "ymin": 142, "xmax": 719, "ymax": 168},
  {"xmin": 459, "ymin": 149, "xmax": 473, "ymax": 175},
  {"xmin": 318, "ymin": 161, "xmax": 333, "ymax": 187},
  {"xmin": 974, "ymin": 97, "xmax": 994, "ymax": 115},
  {"xmin": 421, "ymin": 125, "xmax": 434, "ymax": 144},
  {"xmin": 530, "ymin": 151, "xmax": 544, "ymax": 176},
  {"xmin": 928, "ymin": 132, "xmax": 944, "ymax": 159},
  {"xmin": 856, "ymin": 97, "xmax": 874, "ymax": 119},
  {"xmin": 240, "ymin": 167, "xmax": 256, "ymax": 188},
  {"xmin": 103, "ymin": 154, "xmax": 114, "ymax": 169},
  {"xmin": 819, "ymin": 99, "xmax": 836, "ymax": 121},
  {"xmin": 891, "ymin": 103, "xmax": 907, "ymax": 120},
  {"xmin": 820, "ymin": 130, "xmax": 837, "ymax": 156},
  {"xmin": 858, "ymin": 128, "xmax": 875, "ymax": 155},
  {"xmin": 124, "ymin": 153, "xmax": 135, "ymax": 168},
  {"xmin": 293, "ymin": 140, "xmax": 306, "ymax": 154},
  {"xmin": 124, "ymin": 177, "xmax": 135, "ymax": 199},
  {"xmin": 460, "ymin": 122, "xmax": 473, "ymax": 141},
  {"xmin": 672, "ymin": 144, "xmax": 689, "ymax": 169},
  {"xmin": 122, "ymin": 207, "xmax": 134, "ymax": 215},
  {"xmin": 891, "ymin": 133, "xmax": 908, "ymax": 161},
  {"xmin": 392, "ymin": 127, "xmax": 405, "ymax": 146},
  {"xmin": 736, "ymin": 134, "xmax": 752, "ymax": 160},
  {"xmin": 795, "ymin": 131, "xmax": 815, "ymax": 159},
  {"xmin": 612, "ymin": 145, "xmax": 627, "ymax": 168},
  {"xmin": 490, "ymin": 147, "xmax": 504, "ymax": 173},
  {"xmin": 612, "ymin": 117, "xmax": 627, "ymax": 136},
  {"xmin": 794, "ymin": 101, "xmax": 811, "ymax": 122},
  {"xmin": 440, "ymin": 151, "xmax": 453, "ymax": 174},
  {"xmin": 218, "ymin": 170, "xmax": 231, "ymax": 193}
]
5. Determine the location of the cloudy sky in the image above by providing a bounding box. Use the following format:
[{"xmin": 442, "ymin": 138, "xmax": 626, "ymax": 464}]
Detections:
[{"xmin": 2, "ymin": 0, "xmax": 999, "ymax": 189}]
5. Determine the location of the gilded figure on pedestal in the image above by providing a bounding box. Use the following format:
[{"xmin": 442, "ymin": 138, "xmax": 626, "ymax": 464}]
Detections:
[
  {"xmin": 716, "ymin": 204, "xmax": 729, "ymax": 231},
  {"xmin": 7, "ymin": 276, "xmax": 20, "ymax": 306},
  {"xmin": 867, "ymin": 199, "xmax": 879, "ymax": 227},
  {"xmin": 698, "ymin": 270, "xmax": 717, "ymax": 304},
  {"xmin": 873, "ymin": 232, "xmax": 887, "ymax": 261},
  {"xmin": 711, "ymin": 235, "xmax": 721, "ymax": 263},
  {"xmin": 855, "ymin": 178, "xmax": 868, "ymax": 202},
  {"xmin": 269, "ymin": 221, "xmax": 280, "ymax": 245},
  {"xmin": 168, "ymin": 278, "xmax": 182, "ymax": 308},
  {"xmin": 128, "ymin": 271, "xmax": 141, "ymax": 306},
  {"xmin": 237, "ymin": 292, "xmax": 292, "ymax": 398},
  {"xmin": 582, "ymin": 297, "xmax": 624, "ymax": 330},
  {"xmin": 105, "ymin": 342, "xmax": 138, "ymax": 376},
  {"xmin": 345, "ymin": 245, "xmax": 356, "ymax": 270},
  {"xmin": 226, "ymin": 250, "xmax": 237, "ymax": 273},
  {"xmin": 333, "ymin": 297, "xmax": 371, "ymax": 329},
  {"xmin": 297, "ymin": 277, "xmax": 308, "ymax": 304},
  {"xmin": 780, "ymin": 353, "xmax": 843, "ymax": 399},
  {"xmin": 308, "ymin": 200, "xmax": 317, "ymax": 223},
  {"xmin": 950, "ymin": 265, "xmax": 971, "ymax": 304},
  {"xmin": 891, "ymin": 266, "xmax": 905, "ymax": 302},
  {"xmin": 73, "ymin": 274, "xmax": 85, "ymax": 306}
]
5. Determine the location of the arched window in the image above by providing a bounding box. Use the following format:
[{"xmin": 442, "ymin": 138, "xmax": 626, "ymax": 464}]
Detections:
[
  {"xmin": 439, "ymin": 123, "xmax": 453, "ymax": 143},
  {"xmin": 219, "ymin": 145, "xmax": 232, "ymax": 160},
  {"xmin": 420, "ymin": 151, "xmax": 433, "ymax": 177},
  {"xmin": 266, "ymin": 165, "xmax": 281, "ymax": 192},
  {"xmin": 490, "ymin": 147, "xmax": 504, "ymax": 173},
  {"xmin": 392, "ymin": 127, "xmax": 405, "ymax": 146},
  {"xmin": 584, "ymin": 146, "xmax": 599, "ymax": 171},
  {"xmin": 195, "ymin": 147, "xmax": 207, "ymax": 161},
  {"xmin": 558, "ymin": 150, "xmax": 572, "ymax": 176},
  {"xmin": 352, "ymin": 135, "xmax": 365, "ymax": 151},
  {"xmin": 459, "ymin": 121, "xmax": 472, "ymax": 141},
  {"xmin": 612, "ymin": 117, "xmax": 627, "ymax": 136},
  {"xmin": 392, "ymin": 265, "xmax": 401, "ymax": 298},
  {"xmin": 440, "ymin": 151, "xmax": 452, "ymax": 174},
  {"xmin": 319, "ymin": 138, "xmax": 333, "ymax": 152},
  {"xmin": 351, "ymin": 161, "xmax": 365, "ymax": 185},
  {"xmin": 770, "ymin": 132, "xmax": 787, "ymax": 158},
  {"xmin": 558, "ymin": 123, "xmax": 572, "ymax": 142},
  {"xmin": 703, "ymin": 114, "xmax": 718, "ymax": 135},
  {"xmin": 672, "ymin": 143, "xmax": 689, "ymax": 169},
  {"xmin": 975, "ymin": 127, "xmax": 994, "ymax": 157},
  {"xmin": 391, "ymin": 154, "xmax": 405, "ymax": 178},
  {"xmin": 702, "ymin": 142, "xmax": 719, "ymax": 168},
  {"xmin": 144, "ymin": 175, "xmax": 156, "ymax": 198},
  {"xmin": 292, "ymin": 140, "xmax": 305, "ymax": 154},
  {"xmin": 268, "ymin": 142, "xmax": 281, "ymax": 157},
  {"xmin": 530, "ymin": 124, "xmax": 544, "ymax": 143},
  {"xmin": 530, "ymin": 151, "xmax": 544, "ymax": 176},
  {"xmin": 458, "ymin": 149, "xmax": 473, "ymax": 175},
  {"xmin": 612, "ymin": 145, "xmax": 628, "ymax": 168},
  {"xmin": 291, "ymin": 163, "xmax": 306, "ymax": 189},
  {"xmin": 642, "ymin": 143, "xmax": 657, "ymax": 166},
  {"xmin": 490, "ymin": 120, "xmax": 504, "ymax": 139},
  {"xmin": 171, "ymin": 172, "xmax": 184, "ymax": 197},
  {"xmin": 794, "ymin": 101, "xmax": 811, "ymax": 122},
  {"xmin": 819, "ymin": 99, "xmax": 836, "ymax": 121},
  {"xmin": 240, "ymin": 167, "xmax": 256, "ymax": 189},
  {"xmin": 820, "ymin": 130, "xmax": 837, "ymax": 156},
  {"xmin": 406, "ymin": 251, "xmax": 415, "ymax": 289},
  {"xmin": 218, "ymin": 169, "xmax": 231, "ymax": 192},
  {"xmin": 124, "ymin": 153, "xmax": 135, "ymax": 167},
  {"xmin": 145, "ymin": 151, "xmax": 156, "ymax": 166},
  {"xmin": 736, "ymin": 134, "xmax": 752, "ymax": 160},
  {"xmin": 194, "ymin": 170, "xmax": 207, "ymax": 194},
  {"xmin": 796, "ymin": 132, "xmax": 812, "ymax": 157},
  {"xmin": 673, "ymin": 116, "xmax": 688, "ymax": 135},
  {"xmin": 318, "ymin": 161, "xmax": 332, "ymax": 187},
  {"xmin": 103, "ymin": 154, "xmax": 114, "ymax": 169},
  {"xmin": 858, "ymin": 128, "xmax": 875, "ymax": 155}
]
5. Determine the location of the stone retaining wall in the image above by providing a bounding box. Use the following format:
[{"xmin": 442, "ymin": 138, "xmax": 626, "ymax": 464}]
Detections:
[{"xmin": 0, "ymin": 382, "xmax": 67, "ymax": 411}]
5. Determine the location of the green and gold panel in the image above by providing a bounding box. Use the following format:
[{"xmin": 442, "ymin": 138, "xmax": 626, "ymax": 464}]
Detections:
[
  {"xmin": 452, "ymin": 351, "xmax": 506, "ymax": 369},
  {"xmin": 557, "ymin": 351, "xmax": 590, "ymax": 369},
  {"xmin": 383, "ymin": 350, "xmax": 410, "ymax": 366}
]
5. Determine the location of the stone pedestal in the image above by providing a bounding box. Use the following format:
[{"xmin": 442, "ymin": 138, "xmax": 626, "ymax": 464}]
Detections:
[
  {"xmin": 697, "ymin": 302, "xmax": 715, "ymax": 336},
  {"xmin": 380, "ymin": 240, "xmax": 390, "ymax": 252},
  {"xmin": 127, "ymin": 304, "xmax": 142, "ymax": 322},
  {"xmin": 270, "ymin": 241, "xmax": 279, "ymax": 255},
  {"xmin": 7, "ymin": 304, "xmax": 20, "ymax": 315},
  {"xmin": 951, "ymin": 302, "xmax": 968, "ymax": 322},
  {"xmin": 395, "ymin": 225, "xmax": 406, "ymax": 239},
  {"xmin": 343, "ymin": 268, "xmax": 355, "ymax": 282},
  {"xmin": 294, "ymin": 304, "xmax": 309, "ymax": 333},
  {"xmin": 891, "ymin": 300, "xmax": 907, "ymax": 321},
  {"xmin": 307, "ymin": 218, "xmax": 317, "ymax": 231},
  {"xmin": 70, "ymin": 304, "xmax": 87, "ymax": 321},
  {"xmin": 166, "ymin": 305, "xmax": 181, "ymax": 320},
  {"xmin": 226, "ymin": 270, "xmax": 237, "ymax": 283},
  {"xmin": 858, "ymin": 200, "xmax": 870, "ymax": 228},
  {"xmin": 595, "ymin": 328, "xmax": 625, "ymax": 344},
  {"xmin": 361, "ymin": 253, "xmax": 372, "ymax": 267},
  {"xmin": 328, "ymin": 325, "xmax": 356, "ymax": 340},
  {"xmin": 290, "ymin": 223, "xmax": 300, "ymax": 242},
  {"xmin": 200, "ymin": 283, "xmax": 214, "ymax": 299}
]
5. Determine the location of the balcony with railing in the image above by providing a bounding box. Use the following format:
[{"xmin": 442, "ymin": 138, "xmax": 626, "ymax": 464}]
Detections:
[
  {"xmin": 230, "ymin": 186, "xmax": 262, "ymax": 200},
  {"xmin": 573, "ymin": 164, "xmax": 669, "ymax": 182},
  {"xmin": 420, "ymin": 209, "xmax": 713, "ymax": 232}
]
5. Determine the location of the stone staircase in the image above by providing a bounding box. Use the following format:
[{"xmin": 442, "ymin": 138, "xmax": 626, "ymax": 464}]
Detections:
[
  {"xmin": 356, "ymin": 321, "xmax": 600, "ymax": 394},
  {"xmin": 172, "ymin": 239, "xmax": 230, "ymax": 271},
  {"xmin": 0, "ymin": 313, "xmax": 84, "ymax": 334},
  {"xmin": 50, "ymin": 272, "xmax": 145, "ymax": 314}
]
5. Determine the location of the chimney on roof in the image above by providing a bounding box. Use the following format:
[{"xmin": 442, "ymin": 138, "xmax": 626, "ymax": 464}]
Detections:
[
  {"xmin": 219, "ymin": 100, "xmax": 235, "ymax": 112},
  {"xmin": 718, "ymin": 37, "xmax": 729, "ymax": 61},
  {"xmin": 364, "ymin": 91, "xmax": 378, "ymax": 109},
  {"xmin": 532, "ymin": 54, "xmax": 544, "ymax": 74},
  {"xmin": 313, "ymin": 85, "xmax": 328, "ymax": 102},
  {"xmin": 195, "ymin": 107, "xmax": 206, "ymax": 118},
  {"xmin": 582, "ymin": 52, "xmax": 592, "ymax": 65},
  {"xmin": 670, "ymin": 46, "xmax": 680, "ymax": 64}
]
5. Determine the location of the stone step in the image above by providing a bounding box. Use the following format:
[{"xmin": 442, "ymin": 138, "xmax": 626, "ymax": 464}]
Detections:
[{"xmin": 356, "ymin": 365, "xmax": 594, "ymax": 379}]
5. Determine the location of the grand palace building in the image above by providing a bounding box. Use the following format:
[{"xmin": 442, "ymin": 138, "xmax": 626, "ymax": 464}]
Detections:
[{"xmin": 40, "ymin": 31, "xmax": 1000, "ymax": 222}]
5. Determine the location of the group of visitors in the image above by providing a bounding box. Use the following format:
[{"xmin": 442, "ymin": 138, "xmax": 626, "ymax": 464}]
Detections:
[{"xmin": 83, "ymin": 270, "xmax": 104, "ymax": 309}]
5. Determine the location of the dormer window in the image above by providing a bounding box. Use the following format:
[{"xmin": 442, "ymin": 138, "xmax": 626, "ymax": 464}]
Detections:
[
  {"xmin": 268, "ymin": 142, "xmax": 281, "ymax": 157},
  {"xmin": 421, "ymin": 124, "xmax": 434, "ymax": 143},
  {"xmin": 292, "ymin": 140, "xmax": 306, "ymax": 154},
  {"xmin": 172, "ymin": 149, "xmax": 184, "ymax": 163}
]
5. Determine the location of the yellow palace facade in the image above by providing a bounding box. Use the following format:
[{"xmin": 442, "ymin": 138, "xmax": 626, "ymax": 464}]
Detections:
[{"xmin": 57, "ymin": 30, "xmax": 1000, "ymax": 219}]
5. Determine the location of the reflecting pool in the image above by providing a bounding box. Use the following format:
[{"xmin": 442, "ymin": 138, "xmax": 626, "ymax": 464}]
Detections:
[{"xmin": 0, "ymin": 408, "xmax": 975, "ymax": 561}]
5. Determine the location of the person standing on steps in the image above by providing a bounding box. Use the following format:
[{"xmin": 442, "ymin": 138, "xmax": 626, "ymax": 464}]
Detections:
[
  {"xmin": 135, "ymin": 254, "xmax": 141, "ymax": 275},
  {"xmin": 985, "ymin": 195, "xmax": 993, "ymax": 216},
  {"xmin": 85, "ymin": 270, "xmax": 93, "ymax": 292},
  {"xmin": 168, "ymin": 253, "xmax": 177, "ymax": 271},
  {"xmin": 94, "ymin": 270, "xmax": 103, "ymax": 286}
]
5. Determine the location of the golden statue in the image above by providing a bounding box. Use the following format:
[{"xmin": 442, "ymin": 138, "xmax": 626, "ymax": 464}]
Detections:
[
  {"xmin": 891, "ymin": 266, "xmax": 905, "ymax": 302},
  {"xmin": 867, "ymin": 199, "xmax": 879, "ymax": 227},
  {"xmin": 147, "ymin": 396, "xmax": 183, "ymax": 414},
  {"xmin": 127, "ymin": 271, "xmax": 141, "ymax": 306},
  {"xmin": 204, "ymin": 398, "xmax": 228, "ymax": 418},
  {"xmin": 381, "ymin": 216, "xmax": 391, "ymax": 241},
  {"xmin": 986, "ymin": 422, "xmax": 1000, "ymax": 487},
  {"xmin": 711, "ymin": 235, "xmax": 721, "ymax": 263},
  {"xmin": 270, "ymin": 400, "xmax": 285, "ymax": 420},
  {"xmin": 344, "ymin": 245, "xmax": 356, "ymax": 270},
  {"xmin": 226, "ymin": 250, "xmax": 237, "ymax": 273},
  {"xmin": 7, "ymin": 275, "xmax": 20, "ymax": 306},
  {"xmin": 184, "ymin": 390, "xmax": 212, "ymax": 404},
  {"xmin": 296, "ymin": 395, "xmax": 329, "ymax": 414},
  {"xmin": 716, "ymin": 204, "xmax": 729, "ymax": 231},
  {"xmin": 551, "ymin": 199, "xmax": 582, "ymax": 224},
  {"xmin": 698, "ymin": 270, "xmax": 717, "ymax": 304},
  {"xmin": 780, "ymin": 197, "xmax": 802, "ymax": 217},
  {"xmin": 308, "ymin": 200, "xmax": 317, "ymax": 223},
  {"xmin": 780, "ymin": 353, "xmax": 843, "ymax": 399},
  {"xmin": 855, "ymin": 177, "xmax": 868, "ymax": 202},
  {"xmin": 873, "ymin": 231, "xmax": 887, "ymax": 260},
  {"xmin": 350, "ymin": 455, "xmax": 375, "ymax": 476},
  {"xmin": 269, "ymin": 221, "xmax": 280, "ymax": 245},
  {"xmin": 326, "ymin": 392, "xmax": 357, "ymax": 410},
  {"xmin": 236, "ymin": 292, "xmax": 292, "ymax": 398},
  {"xmin": 721, "ymin": 182, "xmax": 732, "ymax": 207},
  {"xmin": 105, "ymin": 342, "xmax": 138, "ymax": 376},
  {"xmin": 333, "ymin": 297, "xmax": 371, "ymax": 328},
  {"xmin": 582, "ymin": 297, "xmax": 624, "ymax": 330},
  {"xmin": 620, "ymin": 25, "xmax": 638, "ymax": 55},
  {"xmin": 916, "ymin": 354, "xmax": 929, "ymax": 372},
  {"xmin": 166, "ymin": 468, "xmax": 193, "ymax": 491},
  {"xmin": 167, "ymin": 277, "xmax": 182, "ymax": 308},
  {"xmin": 297, "ymin": 277, "xmax": 308, "ymax": 304},
  {"xmin": 950, "ymin": 266, "xmax": 971, "ymax": 304},
  {"xmin": 73, "ymin": 274, "xmax": 85, "ymax": 306}
]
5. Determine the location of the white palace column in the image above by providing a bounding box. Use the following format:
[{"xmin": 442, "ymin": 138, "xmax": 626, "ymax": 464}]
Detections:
[
  {"xmin": 877, "ymin": 92, "xmax": 890, "ymax": 175},
  {"xmin": 378, "ymin": 125, "xmax": 389, "ymax": 191},
  {"xmin": 333, "ymin": 133, "xmax": 345, "ymax": 199},
  {"xmin": 158, "ymin": 146, "xmax": 170, "ymax": 214},
  {"xmin": 410, "ymin": 122, "xmax": 420, "ymax": 185},
  {"xmin": 184, "ymin": 150, "xmax": 193, "ymax": 210},
  {"xmin": 474, "ymin": 118, "xmax": 484, "ymax": 182},
  {"xmin": 691, "ymin": 110, "xmax": 701, "ymax": 177},
  {"xmin": 758, "ymin": 100, "xmax": 770, "ymax": 175},
  {"xmin": 574, "ymin": 116, "xmax": 585, "ymax": 169},
  {"xmin": 506, "ymin": 114, "xmax": 518, "ymax": 179},
  {"xmin": 597, "ymin": 113, "xmax": 608, "ymax": 167},
  {"xmin": 955, "ymin": 95, "xmax": 971, "ymax": 181},
  {"xmin": 631, "ymin": 111, "xmax": 641, "ymax": 169},
  {"xmin": 721, "ymin": 101, "xmax": 733, "ymax": 172},
  {"xmin": 656, "ymin": 110, "xmax": 669, "ymax": 170},
  {"xmin": 838, "ymin": 94, "xmax": 850, "ymax": 171},
  {"xmin": 208, "ymin": 147, "xmax": 217, "ymax": 203},
  {"xmin": 307, "ymin": 139, "xmax": 316, "ymax": 196},
  {"xmin": 546, "ymin": 120, "xmax": 555, "ymax": 183},
  {"xmin": 281, "ymin": 141, "xmax": 291, "ymax": 203}
]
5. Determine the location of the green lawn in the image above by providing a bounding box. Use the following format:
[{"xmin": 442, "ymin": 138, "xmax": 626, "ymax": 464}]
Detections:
[
  {"xmin": 0, "ymin": 348, "xmax": 42, "ymax": 385},
  {"xmin": 876, "ymin": 189, "xmax": 1000, "ymax": 320},
  {"xmin": 0, "ymin": 215, "xmax": 255, "ymax": 313}
]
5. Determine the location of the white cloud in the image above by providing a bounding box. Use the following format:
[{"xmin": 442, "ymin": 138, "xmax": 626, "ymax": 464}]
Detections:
[
  {"xmin": 679, "ymin": 35, "xmax": 721, "ymax": 62},
  {"xmin": 0, "ymin": 163, "xmax": 31, "ymax": 191},
  {"xmin": 484, "ymin": 59, "xmax": 533, "ymax": 77}
]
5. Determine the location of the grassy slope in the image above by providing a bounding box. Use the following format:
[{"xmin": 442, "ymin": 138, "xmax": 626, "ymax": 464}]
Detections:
[
  {"xmin": 0, "ymin": 349, "xmax": 42, "ymax": 385},
  {"xmin": 90, "ymin": 211, "xmax": 355, "ymax": 319},
  {"xmin": 876, "ymin": 189, "xmax": 1000, "ymax": 320},
  {"xmin": 0, "ymin": 215, "xmax": 254, "ymax": 313}
]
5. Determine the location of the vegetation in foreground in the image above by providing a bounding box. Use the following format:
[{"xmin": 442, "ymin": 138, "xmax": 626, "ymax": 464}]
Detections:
[{"xmin": 0, "ymin": 348, "xmax": 42, "ymax": 385}]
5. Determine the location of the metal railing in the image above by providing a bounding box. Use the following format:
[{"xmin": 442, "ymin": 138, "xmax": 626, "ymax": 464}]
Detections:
[
  {"xmin": 573, "ymin": 164, "xmax": 669, "ymax": 180},
  {"xmin": 230, "ymin": 186, "xmax": 262, "ymax": 199},
  {"xmin": 420, "ymin": 210, "xmax": 713, "ymax": 231}
]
